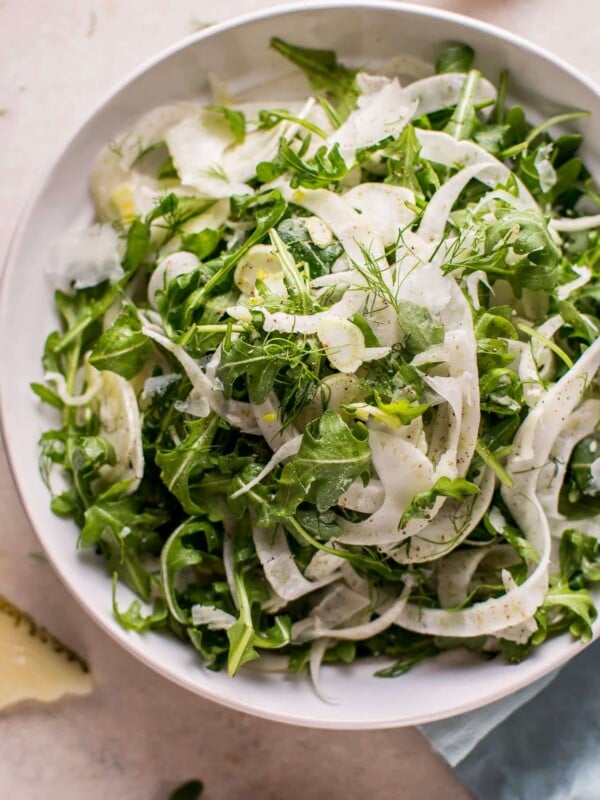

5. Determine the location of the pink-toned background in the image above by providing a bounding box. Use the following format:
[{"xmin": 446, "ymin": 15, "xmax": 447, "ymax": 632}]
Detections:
[{"xmin": 1, "ymin": 2, "xmax": 598, "ymax": 797}]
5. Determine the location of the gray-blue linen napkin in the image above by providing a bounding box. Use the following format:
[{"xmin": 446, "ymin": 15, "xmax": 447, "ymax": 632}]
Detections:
[{"xmin": 421, "ymin": 641, "xmax": 600, "ymax": 799}]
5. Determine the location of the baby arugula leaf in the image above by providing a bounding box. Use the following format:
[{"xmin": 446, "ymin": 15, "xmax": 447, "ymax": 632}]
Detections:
[
  {"xmin": 479, "ymin": 366, "xmax": 523, "ymax": 416},
  {"xmin": 500, "ymin": 524, "xmax": 540, "ymax": 567},
  {"xmin": 122, "ymin": 218, "xmax": 151, "ymax": 273},
  {"xmin": 485, "ymin": 209, "xmax": 561, "ymax": 290},
  {"xmin": 217, "ymin": 336, "xmax": 289, "ymax": 405},
  {"xmin": 89, "ymin": 301, "xmax": 153, "ymax": 379},
  {"xmin": 435, "ymin": 43, "xmax": 475, "ymax": 74},
  {"xmin": 400, "ymin": 476, "xmax": 480, "ymax": 528},
  {"xmin": 274, "ymin": 411, "xmax": 371, "ymax": 515},
  {"xmin": 226, "ymin": 522, "xmax": 291, "ymax": 675},
  {"xmin": 155, "ymin": 415, "xmax": 220, "ymax": 515},
  {"xmin": 277, "ymin": 218, "xmax": 343, "ymax": 278},
  {"xmin": 560, "ymin": 529, "xmax": 600, "ymax": 586},
  {"xmin": 373, "ymin": 392, "xmax": 430, "ymax": 425},
  {"xmin": 112, "ymin": 574, "xmax": 168, "ymax": 632},
  {"xmin": 180, "ymin": 227, "xmax": 223, "ymax": 261},
  {"xmin": 226, "ymin": 586, "xmax": 259, "ymax": 676},
  {"xmin": 561, "ymin": 435, "xmax": 600, "ymax": 520},
  {"xmin": 270, "ymin": 37, "xmax": 359, "ymax": 122},
  {"xmin": 207, "ymin": 105, "xmax": 246, "ymax": 143},
  {"xmin": 79, "ymin": 495, "xmax": 167, "ymax": 549},
  {"xmin": 473, "ymin": 123, "xmax": 510, "ymax": 157},
  {"xmin": 160, "ymin": 519, "xmax": 224, "ymax": 625},
  {"xmin": 70, "ymin": 436, "xmax": 116, "ymax": 509},
  {"xmin": 539, "ymin": 584, "xmax": 597, "ymax": 643},
  {"xmin": 31, "ymin": 382, "xmax": 64, "ymax": 410},
  {"xmin": 569, "ymin": 434, "xmax": 600, "ymax": 500},
  {"xmin": 527, "ymin": 528, "xmax": 600, "ymax": 649},
  {"xmin": 502, "ymin": 110, "xmax": 590, "ymax": 160},
  {"xmin": 157, "ymin": 154, "xmax": 178, "ymax": 180},
  {"xmin": 383, "ymin": 124, "xmax": 425, "ymax": 196},
  {"xmin": 217, "ymin": 332, "xmax": 322, "ymax": 420},
  {"xmin": 449, "ymin": 209, "xmax": 561, "ymax": 294},
  {"xmin": 81, "ymin": 502, "xmax": 161, "ymax": 602},
  {"xmin": 558, "ymin": 300, "xmax": 598, "ymax": 348},
  {"xmin": 397, "ymin": 300, "xmax": 444, "ymax": 356},
  {"xmin": 278, "ymin": 138, "xmax": 348, "ymax": 189},
  {"xmin": 295, "ymin": 506, "xmax": 340, "ymax": 541},
  {"xmin": 228, "ymin": 465, "xmax": 278, "ymax": 529},
  {"xmin": 146, "ymin": 194, "xmax": 215, "ymax": 241}
]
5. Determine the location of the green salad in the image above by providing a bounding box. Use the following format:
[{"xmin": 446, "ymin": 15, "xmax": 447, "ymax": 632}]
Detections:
[{"xmin": 35, "ymin": 39, "xmax": 600, "ymax": 685}]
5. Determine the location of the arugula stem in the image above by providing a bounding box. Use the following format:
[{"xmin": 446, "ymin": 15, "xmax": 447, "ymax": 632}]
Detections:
[
  {"xmin": 492, "ymin": 69, "xmax": 509, "ymax": 124},
  {"xmin": 445, "ymin": 69, "xmax": 481, "ymax": 141},
  {"xmin": 178, "ymin": 323, "xmax": 246, "ymax": 347},
  {"xmin": 259, "ymin": 109, "xmax": 328, "ymax": 139},
  {"xmin": 475, "ymin": 439, "xmax": 514, "ymax": 488},
  {"xmin": 54, "ymin": 283, "xmax": 123, "ymax": 353},
  {"xmin": 270, "ymin": 229, "xmax": 312, "ymax": 314},
  {"xmin": 518, "ymin": 322, "xmax": 574, "ymax": 369},
  {"xmin": 285, "ymin": 516, "xmax": 406, "ymax": 582},
  {"xmin": 502, "ymin": 110, "xmax": 590, "ymax": 158},
  {"xmin": 318, "ymin": 97, "xmax": 341, "ymax": 129}
]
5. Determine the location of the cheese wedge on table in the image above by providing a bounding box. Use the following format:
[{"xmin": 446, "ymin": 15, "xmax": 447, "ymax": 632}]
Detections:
[{"xmin": 0, "ymin": 594, "xmax": 92, "ymax": 710}]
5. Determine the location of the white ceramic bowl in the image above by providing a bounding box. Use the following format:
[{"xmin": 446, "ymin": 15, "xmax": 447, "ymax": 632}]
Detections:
[{"xmin": 2, "ymin": 1, "xmax": 599, "ymax": 729}]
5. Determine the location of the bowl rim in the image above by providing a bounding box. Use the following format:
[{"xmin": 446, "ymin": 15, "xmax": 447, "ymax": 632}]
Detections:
[{"xmin": 1, "ymin": 0, "xmax": 599, "ymax": 729}]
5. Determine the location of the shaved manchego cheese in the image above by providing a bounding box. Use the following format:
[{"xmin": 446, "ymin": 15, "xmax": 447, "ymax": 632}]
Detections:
[{"xmin": 0, "ymin": 595, "xmax": 92, "ymax": 710}]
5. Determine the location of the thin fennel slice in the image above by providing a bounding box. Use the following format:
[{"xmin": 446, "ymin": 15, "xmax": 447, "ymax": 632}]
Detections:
[{"xmin": 253, "ymin": 525, "xmax": 341, "ymax": 602}]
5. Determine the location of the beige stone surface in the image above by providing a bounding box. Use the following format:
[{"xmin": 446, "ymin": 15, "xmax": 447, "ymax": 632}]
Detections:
[{"xmin": 0, "ymin": 1, "xmax": 598, "ymax": 797}]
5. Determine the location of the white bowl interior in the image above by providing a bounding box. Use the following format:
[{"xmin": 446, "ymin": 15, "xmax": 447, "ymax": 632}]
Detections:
[{"xmin": 1, "ymin": 1, "xmax": 599, "ymax": 728}]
